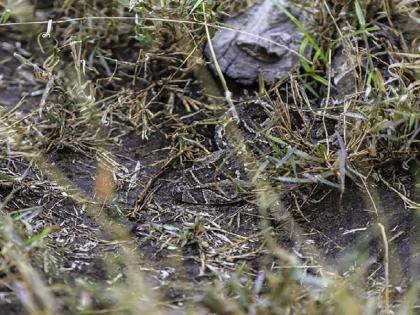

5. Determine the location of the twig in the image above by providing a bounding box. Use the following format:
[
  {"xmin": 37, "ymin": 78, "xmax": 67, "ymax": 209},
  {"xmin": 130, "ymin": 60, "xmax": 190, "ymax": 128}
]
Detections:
[
  {"xmin": 378, "ymin": 223, "xmax": 390, "ymax": 315},
  {"xmin": 129, "ymin": 151, "xmax": 183, "ymax": 218},
  {"xmin": 202, "ymin": 2, "xmax": 239, "ymax": 122}
]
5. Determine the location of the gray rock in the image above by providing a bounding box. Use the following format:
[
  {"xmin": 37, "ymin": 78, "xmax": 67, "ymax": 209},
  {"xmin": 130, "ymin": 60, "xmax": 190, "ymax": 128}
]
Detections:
[
  {"xmin": 204, "ymin": 0, "xmax": 306, "ymax": 84},
  {"xmin": 331, "ymin": 46, "xmax": 358, "ymax": 98}
]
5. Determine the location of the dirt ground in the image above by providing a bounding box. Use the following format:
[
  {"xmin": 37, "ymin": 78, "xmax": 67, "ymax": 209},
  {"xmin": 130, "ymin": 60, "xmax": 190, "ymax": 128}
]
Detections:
[{"xmin": 0, "ymin": 9, "xmax": 419, "ymax": 313}]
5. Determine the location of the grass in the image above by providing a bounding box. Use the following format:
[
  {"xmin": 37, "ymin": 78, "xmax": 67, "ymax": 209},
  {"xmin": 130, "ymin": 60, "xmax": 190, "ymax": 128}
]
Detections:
[{"xmin": 0, "ymin": 0, "xmax": 419, "ymax": 314}]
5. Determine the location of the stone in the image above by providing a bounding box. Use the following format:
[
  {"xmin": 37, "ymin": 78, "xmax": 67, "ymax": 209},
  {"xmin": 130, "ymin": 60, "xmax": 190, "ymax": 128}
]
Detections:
[{"xmin": 204, "ymin": 0, "xmax": 306, "ymax": 84}]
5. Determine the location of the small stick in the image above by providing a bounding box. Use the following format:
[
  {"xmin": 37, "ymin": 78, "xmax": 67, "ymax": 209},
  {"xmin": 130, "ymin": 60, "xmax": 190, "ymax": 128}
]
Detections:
[
  {"xmin": 378, "ymin": 223, "xmax": 390, "ymax": 315},
  {"xmin": 128, "ymin": 151, "xmax": 183, "ymax": 218},
  {"xmin": 202, "ymin": 2, "xmax": 239, "ymax": 122}
]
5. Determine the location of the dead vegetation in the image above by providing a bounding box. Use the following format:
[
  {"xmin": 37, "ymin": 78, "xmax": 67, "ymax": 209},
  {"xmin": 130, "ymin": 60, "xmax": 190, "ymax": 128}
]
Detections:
[{"xmin": 0, "ymin": 0, "xmax": 419, "ymax": 314}]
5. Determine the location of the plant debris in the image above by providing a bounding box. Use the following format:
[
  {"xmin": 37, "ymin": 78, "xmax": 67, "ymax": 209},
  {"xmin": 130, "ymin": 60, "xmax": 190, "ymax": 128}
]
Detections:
[{"xmin": 0, "ymin": 0, "xmax": 418, "ymax": 314}]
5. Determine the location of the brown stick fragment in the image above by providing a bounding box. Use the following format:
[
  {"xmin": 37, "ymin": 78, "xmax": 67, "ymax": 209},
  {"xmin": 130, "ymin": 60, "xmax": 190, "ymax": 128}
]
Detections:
[{"xmin": 128, "ymin": 151, "xmax": 183, "ymax": 219}]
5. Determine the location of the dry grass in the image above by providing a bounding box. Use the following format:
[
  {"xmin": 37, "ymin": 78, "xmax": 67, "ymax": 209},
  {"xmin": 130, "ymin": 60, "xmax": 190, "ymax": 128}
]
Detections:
[{"xmin": 0, "ymin": 0, "xmax": 419, "ymax": 314}]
